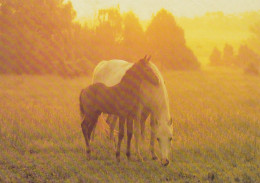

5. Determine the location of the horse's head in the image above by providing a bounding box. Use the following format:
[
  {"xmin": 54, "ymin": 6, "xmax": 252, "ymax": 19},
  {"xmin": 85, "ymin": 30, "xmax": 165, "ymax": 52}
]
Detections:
[
  {"xmin": 155, "ymin": 118, "xmax": 173, "ymax": 166},
  {"xmin": 132, "ymin": 55, "xmax": 159, "ymax": 86}
]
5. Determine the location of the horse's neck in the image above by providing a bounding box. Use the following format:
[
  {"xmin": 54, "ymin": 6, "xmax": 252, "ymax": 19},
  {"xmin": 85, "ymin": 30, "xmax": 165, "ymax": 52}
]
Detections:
[
  {"xmin": 155, "ymin": 103, "xmax": 170, "ymax": 125},
  {"xmin": 141, "ymin": 80, "xmax": 170, "ymax": 125}
]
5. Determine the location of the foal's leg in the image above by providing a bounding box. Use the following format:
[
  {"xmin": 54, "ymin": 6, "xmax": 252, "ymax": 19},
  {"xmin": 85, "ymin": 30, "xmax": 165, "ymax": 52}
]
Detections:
[
  {"xmin": 150, "ymin": 114, "xmax": 158, "ymax": 160},
  {"xmin": 81, "ymin": 113, "xmax": 100, "ymax": 159},
  {"xmin": 91, "ymin": 119, "xmax": 99, "ymax": 141},
  {"xmin": 126, "ymin": 117, "xmax": 133, "ymax": 160},
  {"xmin": 81, "ymin": 116, "xmax": 91, "ymax": 159},
  {"xmin": 91, "ymin": 126, "xmax": 96, "ymax": 141},
  {"xmin": 116, "ymin": 116, "xmax": 125, "ymax": 162}
]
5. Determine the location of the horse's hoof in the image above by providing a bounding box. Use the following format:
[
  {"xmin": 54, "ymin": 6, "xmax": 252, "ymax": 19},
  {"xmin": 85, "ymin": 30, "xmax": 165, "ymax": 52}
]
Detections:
[
  {"xmin": 142, "ymin": 157, "xmax": 148, "ymax": 161},
  {"xmin": 127, "ymin": 157, "xmax": 131, "ymax": 161},
  {"xmin": 137, "ymin": 155, "xmax": 144, "ymax": 162},
  {"xmin": 151, "ymin": 152, "xmax": 158, "ymax": 160},
  {"xmin": 86, "ymin": 154, "xmax": 91, "ymax": 160},
  {"xmin": 126, "ymin": 152, "xmax": 131, "ymax": 161},
  {"xmin": 152, "ymin": 156, "xmax": 158, "ymax": 160},
  {"xmin": 116, "ymin": 157, "xmax": 120, "ymax": 163},
  {"xmin": 86, "ymin": 150, "xmax": 91, "ymax": 160},
  {"xmin": 86, "ymin": 155, "xmax": 91, "ymax": 160}
]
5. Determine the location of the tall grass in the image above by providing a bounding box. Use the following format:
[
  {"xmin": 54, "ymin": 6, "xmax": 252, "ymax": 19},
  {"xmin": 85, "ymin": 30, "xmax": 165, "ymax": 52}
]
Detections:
[{"xmin": 0, "ymin": 69, "xmax": 259, "ymax": 182}]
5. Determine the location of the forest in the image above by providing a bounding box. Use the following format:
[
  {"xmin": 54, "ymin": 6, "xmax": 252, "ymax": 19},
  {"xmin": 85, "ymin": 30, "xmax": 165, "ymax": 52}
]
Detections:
[{"xmin": 0, "ymin": 0, "xmax": 200, "ymax": 77}]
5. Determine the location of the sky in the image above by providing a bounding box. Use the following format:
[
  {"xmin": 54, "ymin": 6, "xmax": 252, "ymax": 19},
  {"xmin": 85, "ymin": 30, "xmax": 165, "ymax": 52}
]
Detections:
[{"xmin": 70, "ymin": 0, "xmax": 260, "ymax": 19}]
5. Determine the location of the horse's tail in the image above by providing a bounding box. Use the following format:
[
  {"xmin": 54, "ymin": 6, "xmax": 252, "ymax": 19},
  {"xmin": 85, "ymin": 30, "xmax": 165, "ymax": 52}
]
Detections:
[{"xmin": 79, "ymin": 89, "xmax": 85, "ymax": 118}]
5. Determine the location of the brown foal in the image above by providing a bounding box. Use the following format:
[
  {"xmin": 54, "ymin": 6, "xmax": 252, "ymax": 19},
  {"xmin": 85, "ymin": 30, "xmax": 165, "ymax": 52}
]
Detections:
[{"xmin": 79, "ymin": 55, "xmax": 159, "ymax": 161}]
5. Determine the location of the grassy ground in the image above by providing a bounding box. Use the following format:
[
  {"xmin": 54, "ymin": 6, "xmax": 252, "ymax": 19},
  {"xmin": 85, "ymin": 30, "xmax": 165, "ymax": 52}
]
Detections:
[{"xmin": 0, "ymin": 69, "xmax": 259, "ymax": 182}]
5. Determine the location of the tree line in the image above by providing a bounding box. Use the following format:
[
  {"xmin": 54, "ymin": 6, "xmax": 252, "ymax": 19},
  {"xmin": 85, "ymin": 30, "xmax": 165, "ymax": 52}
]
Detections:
[
  {"xmin": 0, "ymin": 0, "xmax": 200, "ymax": 77},
  {"xmin": 209, "ymin": 44, "xmax": 260, "ymax": 72},
  {"xmin": 209, "ymin": 21, "xmax": 260, "ymax": 74}
]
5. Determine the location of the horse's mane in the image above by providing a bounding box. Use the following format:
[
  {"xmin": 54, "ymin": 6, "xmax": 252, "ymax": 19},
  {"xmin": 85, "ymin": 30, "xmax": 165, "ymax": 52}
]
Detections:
[{"xmin": 119, "ymin": 59, "xmax": 159, "ymax": 87}]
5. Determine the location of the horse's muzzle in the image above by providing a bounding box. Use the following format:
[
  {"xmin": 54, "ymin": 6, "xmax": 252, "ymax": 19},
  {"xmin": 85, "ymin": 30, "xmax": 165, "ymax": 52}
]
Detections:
[{"xmin": 162, "ymin": 159, "xmax": 169, "ymax": 166}]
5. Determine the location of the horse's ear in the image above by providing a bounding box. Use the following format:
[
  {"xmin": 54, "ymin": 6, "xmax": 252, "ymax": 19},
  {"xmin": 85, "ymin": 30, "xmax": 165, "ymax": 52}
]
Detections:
[
  {"xmin": 147, "ymin": 55, "xmax": 151, "ymax": 62},
  {"xmin": 139, "ymin": 55, "xmax": 148, "ymax": 65},
  {"xmin": 142, "ymin": 55, "xmax": 151, "ymax": 65}
]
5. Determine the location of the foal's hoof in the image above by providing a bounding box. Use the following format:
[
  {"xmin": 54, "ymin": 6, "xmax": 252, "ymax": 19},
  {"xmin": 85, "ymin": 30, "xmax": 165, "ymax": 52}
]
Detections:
[
  {"xmin": 126, "ymin": 152, "xmax": 131, "ymax": 161},
  {"xmin": 116, "ymin": 152, "xmax": 120, "ymax": 163},
  {"xmin": 86, "ymin": 151, "xmax": 91, "ymax": 160}
]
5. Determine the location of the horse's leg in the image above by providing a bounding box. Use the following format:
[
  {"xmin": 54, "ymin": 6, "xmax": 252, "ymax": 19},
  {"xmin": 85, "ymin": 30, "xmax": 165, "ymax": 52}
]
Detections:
[
  {"xmin": 134, "ymin": 119, "xmax": 144, "ymax": 162},
  {"xmin": 140, "ymin": 108, "xmax": 149, "ymax": 142},
  {"xmin": 126, "ymin": 117, "xmax": 133, "ymax": 160},
  {"xmin": 150, "ymin": 114, "xmax": 158, "ymax": 160},
  {"xmin": 106, "ymin": 114, "xmax": 118, "ymax": 147},
  {"xmin": 110, "ymin": 115, "xmax": 118, "ymax": 149},
  {"xmin": 116, "ymin": 116, "xmax": 125, "ymax": 162},
  {"xmin": 106, "ymin": 114, "xmax": 113, "ymax": 140},
  {"xmin": 134, "ymin": 104, "xmax": 144, "ymax": 161}
]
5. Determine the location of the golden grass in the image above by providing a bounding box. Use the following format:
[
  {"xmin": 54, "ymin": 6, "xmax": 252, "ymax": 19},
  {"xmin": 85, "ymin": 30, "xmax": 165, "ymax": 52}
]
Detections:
[{"xmin": 0, "ymin": 69, "xmax": 259, "ymax": 182}]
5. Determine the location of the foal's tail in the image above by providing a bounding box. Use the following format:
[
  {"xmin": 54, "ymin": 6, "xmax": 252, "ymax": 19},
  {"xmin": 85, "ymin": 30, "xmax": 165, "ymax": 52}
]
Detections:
[{"xmin": 79, "ymin": 89, "xmax": 85, "ymax": 118}]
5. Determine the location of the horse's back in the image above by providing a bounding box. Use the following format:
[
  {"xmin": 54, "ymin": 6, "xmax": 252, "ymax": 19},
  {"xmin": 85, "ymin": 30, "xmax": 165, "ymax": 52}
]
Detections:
[
  {"xmin": 81, "ymin": 83, "xmax": 104, "ymax": 105},
  {"xmin": 92, "ymin": 60, "xmax": 133, "ymax": 86},
  {"xmin": 91, "ymin": 59, "xmax": 170, "ymax": 121}
]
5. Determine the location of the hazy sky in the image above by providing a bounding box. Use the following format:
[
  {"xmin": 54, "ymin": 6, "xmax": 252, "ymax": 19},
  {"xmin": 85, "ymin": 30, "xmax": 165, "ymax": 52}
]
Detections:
[{"xmin": 70, "ymin": 0, "xmax": 260, "ymax": 19}]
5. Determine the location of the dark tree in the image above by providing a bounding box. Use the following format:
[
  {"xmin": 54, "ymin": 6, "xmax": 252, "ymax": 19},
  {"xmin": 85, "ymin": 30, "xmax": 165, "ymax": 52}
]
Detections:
[
  {"xmin": 209, "ymin": 47, "xmax": 222, "ymax": 66},
  {"xmin": 146, "ymin": 9, "xmax": 200, "ymax": 70},
  {"xmin": 222, "ymin": 44, "xmax": 235, "ymax": 67}
]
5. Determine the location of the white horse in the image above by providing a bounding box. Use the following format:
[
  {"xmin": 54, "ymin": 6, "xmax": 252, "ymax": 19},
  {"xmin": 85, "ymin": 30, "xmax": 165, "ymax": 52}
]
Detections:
[{"xmin": 92, "ymin": 59, "xmax": 173, "ymax": 166}]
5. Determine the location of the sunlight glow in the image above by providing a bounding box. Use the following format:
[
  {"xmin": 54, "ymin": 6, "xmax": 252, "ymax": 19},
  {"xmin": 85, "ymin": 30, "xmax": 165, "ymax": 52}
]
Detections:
[{"xmin": 70, "ymin": 0, "xmax": 260, "ymax": 19}]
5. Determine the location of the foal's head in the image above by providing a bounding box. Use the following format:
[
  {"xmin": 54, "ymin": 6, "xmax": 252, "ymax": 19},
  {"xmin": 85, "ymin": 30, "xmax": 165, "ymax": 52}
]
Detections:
[{"xmin": 127, "ymin": 55, "xmax": 159, "ymax": 86}]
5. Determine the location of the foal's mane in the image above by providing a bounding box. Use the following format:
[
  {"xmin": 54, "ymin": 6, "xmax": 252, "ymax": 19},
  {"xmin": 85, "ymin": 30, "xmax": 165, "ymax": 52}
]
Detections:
[
  {"xmin": 119, "ymin": 57, "xmax": 158, "ymax": 86},
  {"xmin": 120, "ymin": 61, "xmax": 138, "ymax": 83}
]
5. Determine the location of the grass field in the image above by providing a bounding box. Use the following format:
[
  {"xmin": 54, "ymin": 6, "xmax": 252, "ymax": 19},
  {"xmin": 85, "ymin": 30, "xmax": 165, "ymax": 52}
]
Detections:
[{"xmin": 0, "ymin": 68, "xmax": 259, "ymax": 182}]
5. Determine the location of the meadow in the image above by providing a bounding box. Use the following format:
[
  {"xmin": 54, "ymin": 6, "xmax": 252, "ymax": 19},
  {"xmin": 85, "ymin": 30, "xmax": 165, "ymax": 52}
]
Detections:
[{"xmin": 0, "ymin": 68, "xmax": 259, "ymax": 183}]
